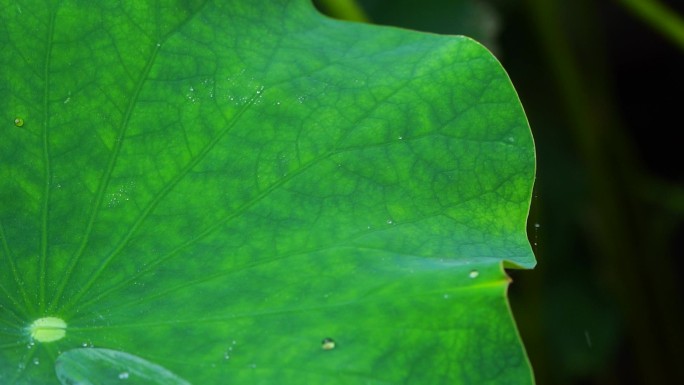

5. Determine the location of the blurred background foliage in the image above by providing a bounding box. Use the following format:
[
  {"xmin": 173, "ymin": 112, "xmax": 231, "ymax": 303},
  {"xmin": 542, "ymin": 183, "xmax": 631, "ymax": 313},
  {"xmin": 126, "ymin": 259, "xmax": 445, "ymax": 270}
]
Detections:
[{"xmin": 314, "ymin": 0, "xmax": 684, "ymax": 384}]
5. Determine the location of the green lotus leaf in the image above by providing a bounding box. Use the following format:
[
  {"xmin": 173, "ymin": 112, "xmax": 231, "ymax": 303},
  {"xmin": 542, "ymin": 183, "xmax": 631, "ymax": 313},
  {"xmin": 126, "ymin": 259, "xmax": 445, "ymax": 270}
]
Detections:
[{"xmin": 0, "ymin": 0, "xmax": 535, "ymax": 383}]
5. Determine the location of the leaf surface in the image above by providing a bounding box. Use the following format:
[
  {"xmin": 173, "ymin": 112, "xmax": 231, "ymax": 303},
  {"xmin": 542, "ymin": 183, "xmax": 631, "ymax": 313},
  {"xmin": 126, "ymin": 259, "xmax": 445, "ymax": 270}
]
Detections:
[
  {"xmin": 0, "ymin": 0, "xmax": 535, "ymax": 383},
  {"xmin": 55, "ymin": 348, "xmax": 190, "ymax": 385}
]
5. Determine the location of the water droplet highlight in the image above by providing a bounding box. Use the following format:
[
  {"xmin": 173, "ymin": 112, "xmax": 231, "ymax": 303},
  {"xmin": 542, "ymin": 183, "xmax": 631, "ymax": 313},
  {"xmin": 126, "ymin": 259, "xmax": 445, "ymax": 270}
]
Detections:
[
  {"xmin": 14, "ymin": 117, "xmax": 24, "ymax": 127},
  {"xmin": 321, "ymin": 337, "xmax": 336, "ymax": 350},
  {"xmin": 29, "ymin": 317, "xmax": 67, "ymax": 343},
  {"xmin": 469, "ymin": 270, "xmax": 479, "ymax": 279},
  {"xmin": 118, "ymin": 371, "xmax": 129, "ymax": 379}
]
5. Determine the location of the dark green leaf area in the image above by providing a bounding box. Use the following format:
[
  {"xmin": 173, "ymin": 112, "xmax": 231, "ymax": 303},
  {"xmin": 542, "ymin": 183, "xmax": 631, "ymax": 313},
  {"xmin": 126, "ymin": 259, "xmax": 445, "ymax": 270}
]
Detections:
[{"xmin": 0, "ymin": 0, "xmax": 534, "ymax": 384}]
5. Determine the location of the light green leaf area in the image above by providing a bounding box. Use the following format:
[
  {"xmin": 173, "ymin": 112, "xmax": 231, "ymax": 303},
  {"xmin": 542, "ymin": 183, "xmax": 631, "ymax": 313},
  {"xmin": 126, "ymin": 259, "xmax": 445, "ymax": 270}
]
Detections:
[
  {"xmin": 0, "ymin": 0, "xmax": 535, "ymax": 384},
  {"xmin": 55, "ymin": 348, "xmax": 190, "ymax": 385}
]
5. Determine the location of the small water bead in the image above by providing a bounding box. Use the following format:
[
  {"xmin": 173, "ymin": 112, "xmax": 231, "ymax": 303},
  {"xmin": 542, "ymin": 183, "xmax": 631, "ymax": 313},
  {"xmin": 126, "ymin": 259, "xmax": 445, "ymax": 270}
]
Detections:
[
  {"xmin": 33, "ymin": 358, "xmax": 39, "ymax": 365},
  {"xmin": 118, "ymin": 372, "xmax": 129, "ymax": 379},
  {"xmin": 14, "ymin": 117, "xmax": 24, "ymax": 127},
  {"xmin": 321, "ymin": 338, "xmax": 336, "ymax": 350},
  {"xmin": 469, "ymin": 270, "xmax": 479, "ymax": 279}
]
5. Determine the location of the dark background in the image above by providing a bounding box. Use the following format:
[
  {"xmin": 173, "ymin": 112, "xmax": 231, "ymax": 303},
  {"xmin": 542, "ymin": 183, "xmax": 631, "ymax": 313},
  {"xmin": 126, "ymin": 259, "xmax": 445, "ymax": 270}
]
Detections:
[{"xmin": 315, "ymin": 1, "xmax": 684, "ymax": 384}]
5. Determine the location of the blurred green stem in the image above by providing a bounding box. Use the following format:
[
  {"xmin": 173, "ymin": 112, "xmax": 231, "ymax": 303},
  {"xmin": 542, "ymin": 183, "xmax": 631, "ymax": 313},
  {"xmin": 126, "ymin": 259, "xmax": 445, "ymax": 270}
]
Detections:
[
  {"xmin": 619, "ymin": 0, "xmax": 684, "ymax": 51},
  {"xmin": 525, "ymin": 0, "xmax": 684, "ymax": 383},
  {"xmin": 316, "ymin": 0, "xmax": 369, "ymax": 22}
]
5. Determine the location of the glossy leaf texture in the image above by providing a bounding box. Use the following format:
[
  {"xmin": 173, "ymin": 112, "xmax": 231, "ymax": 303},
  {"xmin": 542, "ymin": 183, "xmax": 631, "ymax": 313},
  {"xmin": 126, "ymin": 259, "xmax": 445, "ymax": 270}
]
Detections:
[
  {"xmin": 0, "ymin": 0, "xmax": 535, "ymax": 383},
  {"xmin": 55, "ymin": 348, "xmax": 191, "ymax": 385}
]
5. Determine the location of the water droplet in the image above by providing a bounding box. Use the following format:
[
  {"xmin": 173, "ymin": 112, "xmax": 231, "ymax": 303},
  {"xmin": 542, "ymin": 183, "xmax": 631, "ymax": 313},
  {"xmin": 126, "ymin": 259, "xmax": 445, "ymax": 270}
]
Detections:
[
  {"xmin": 443, "ymin": 294, "xmax": 450, "ymax": 299},
  {"xmin": 32, "ymin": 358, "xmax": 39, "ymax": 365},
  {"xmin": 232, "ymin": 340, "xmax": 237, "ymax": 345},
  {"xmin": 249, "ymin": 363, "xmax": 257, "ymax": 369},
  {"xmin": 29, "ymin": 317, "xmax": 67, "ymax": 342},
  {"xmin": 469, "ymin": 270, "xmax": 479, "ymax": 279},
  {"xmin": 14, "ymin": 117, "xmax": 24, "ymax": 127},
  {"xmin": 386, "ymin": 219, "xmax": 393, "ymax": 225},
  {"xmin": 506, "ymin": 136, "xmax": 515, "ymax": 143},
  {"xmin": 398, "ymin": 136, "xmax": 403, "ymax": 140},
  {"xmin": 224, "ymin": 352, "xmax": 230, "ymax": 360},
  {"xmin": 321, "ymin": 337, "xmax": 336, "ymax": 350},
  {"xmin": 534, "ymin": 223, "xmax": 540, "ymax": 228},
  {"xmin": 118, "ymin": 372, "xmax": 129, "ymax": 379}
]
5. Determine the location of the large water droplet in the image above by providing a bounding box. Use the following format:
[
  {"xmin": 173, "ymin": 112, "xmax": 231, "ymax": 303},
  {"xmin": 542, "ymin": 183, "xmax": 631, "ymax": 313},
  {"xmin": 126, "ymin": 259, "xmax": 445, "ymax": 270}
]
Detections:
[{"xmin": 29, "ymin": 317, "xmax": 67, "ymax": 343}]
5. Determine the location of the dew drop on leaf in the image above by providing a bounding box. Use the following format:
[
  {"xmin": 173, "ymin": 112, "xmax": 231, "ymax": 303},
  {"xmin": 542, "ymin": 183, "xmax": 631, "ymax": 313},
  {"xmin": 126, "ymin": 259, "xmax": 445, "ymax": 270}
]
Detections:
[
  {"xmin": 321, "ymin": 337, "xmax": 336, "ymax": 350},
  {"xmin": 29, "ymin": 317, "xmax": 67, "ymax": 342}
]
